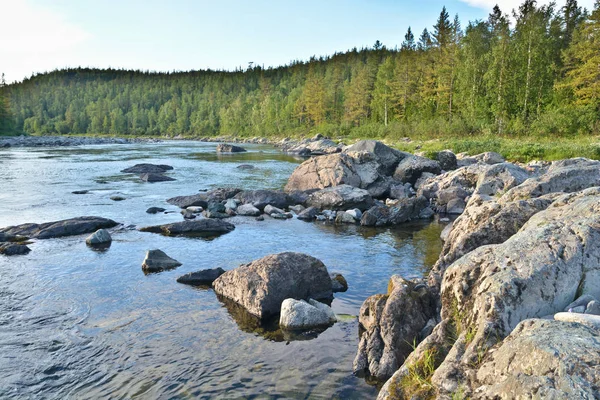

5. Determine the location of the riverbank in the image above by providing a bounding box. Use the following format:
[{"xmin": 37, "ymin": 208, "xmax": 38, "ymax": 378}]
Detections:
[{"xmin": 2, "ymin": 132, "xmax": 599, "ymax": 163}]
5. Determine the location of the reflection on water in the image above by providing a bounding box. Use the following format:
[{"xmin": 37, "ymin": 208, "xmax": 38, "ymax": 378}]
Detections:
[{"xmin": 0, "ymin": 141, "xmax": 444, "ymax": 399}]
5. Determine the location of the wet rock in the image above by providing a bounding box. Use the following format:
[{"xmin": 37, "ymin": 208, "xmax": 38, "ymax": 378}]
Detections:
[
  {"xmin": 306, "ymin": 185, "xmax": 374, "ymax": 211},
  {"xmin": 72, "ymin": 190, "xmax": 89, "ymax": 194},
  {"xmin": 0, "ymin": 232, "xmax": 17, "ymax": 242},
  {"xmin": 236, "ymin": 204, "xmax": 261, "ymax": 216},
  {"xmin": 234, "ymin": 190, "xmax": 292, "ymax": 211},
  {"xmin": 139, "ymin": 219, "xmax": 235, "ymax": 237},
  {"xmin": 224, "ymin": 199, "xmax": 238, "ymax": 211},
  {"xmin": 176, "ymin": 267, "xmax": 226, "ymax": 286},
  {"xmin": 121, "ymin": 163, "xmax": 173, "ymax": 174},
  {"xmin": 216, "ymin": 143, "xmax": 247, "ymax": 153},
  {"xmin": 110, "ymin": 196, "xmax": 126, "ymax": 201},
  {"xmin": 353, "ymin": 275, "xmax": 437, "ymax": 381},
  {"xmin": 0, "ymin": 243, "xmax": 31, "ymax": 256},
  {"xmin": 393, "ymin": 155, "xmax": 441, "ymax": 185},
  {"xmin": 146, "ymin": 207, "xmax": 166, "ymax": 214},
  {"xmin": 335, "ymin": 211, "xmax": 357, "ymax": 224},
  {"xmin": 139, "ymin": 173, "xmax": 176, "ymax": 182},
  {"xmin": 346, "ymin": 208, "xmax": 362, "ymax": 220},
  {"xmin": 297, "ymin": 206, "xmax": 319, "ymax": 221},
  {"xmin": 186, "ymin": 206, "xmax": 204, "ymax": 213},
  {"xmin": 0, "ymin": 216, "xmax": 118, "ymax": 239},
  {"xmin": 182, "ymin": 211, "xmax": 196, "ymax": 220},
  {"xmin": 279, "ymin": 299, "xmax": 336, "ymax": 330},
  {"xmin": 85, "ymin": 229, "xmax": 112, "ymax": 246},
  {"xmin": 213, "ymin": 252, "xmax": 333, "ymax": 319},
  {"xmin": 360, "ymin": 196, "xmax": 428, "ymax": 227},
  {"xmin": 142, "ymin": 249, "xmax": 182, "ymax": 273},
  {"xmin": 289, "ymin": 204, "xmax": 305, "ymax": 214},
  {"xmin": 330, "ymin": 273, "xmax": 348, "ymax": 292},
  {"xmin": 255, "ymin": 216, "xmax": 264, "ymax": 221},
  {"xmin": 389, "ymin": 183, "xmax": 414, "ymax": 199},
  {"xmin": 264, "ymin": 204, "xmax": 285, "ymax": 215},
  {"xmin": 236, "ymin": 164, "xmax": 254, "ymax": 170},
  {"xmin": 436, "ymin": 150, "xmax": 457, "ymax": 171},
  {"xmin": 167, "ymin": 194, "xmax": 208, "ymax": 209}
]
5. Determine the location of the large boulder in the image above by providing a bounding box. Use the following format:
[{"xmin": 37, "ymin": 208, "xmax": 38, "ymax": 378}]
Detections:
[
  {"xmin": 235, "ymin": 204, "xmax": 261, "ymax": 216},
  {"xmin": 345, "ymin": 140, "xmax": 410, "ymax": 175},
  {"xmin": 139, "ymin": 219, "xmax": 235, "ymax": 237},
  {"xmin": 213, "ymin": 252, "xmax": 333, "ymax": 319},
  {"xmin": 216, "ymin": 143, "xmax": 246, "ymax": 153},
  {"xmin": 167, "ymin": 188, "xmax": 241, "ymax": 209},
  {"xmin": 436, "ymin": 150, "xmax": 457, "ymax": 171},
  {"xmin": 306, "ymin": 185, "xmax": 374, "ymax": 211},
  {"xmin": 0, "ymin": 243, "xmax": 31, "ymax": 256},
  {"xmin": 360, "ymin": 196, "xmax": 429, "ymax": 227},
  {"xmin": 475, "ymin": 319, "xmax": 600, "ymax": 399},
  {"xmin": 473, "ymin": 162, "xmax": 531, "ymax": 197},
  {"xmin": 393, "ymin": 155, "xmax": 441, "ymax": 185},
  {"xmin": 85, "ymin": 229, "xmax": 112, "ymax": 246},
  {"xmin": 121, "ymin": 163, "xmax": 173, "ymax": 174},
  {"xmin": 142, "ymin": 249, "xmax": 182, "ymax": 273},
  {"xmin": 0, "ymin": 216, "xmax": 118, "ymax": 239},
  {"xmin": 279, "ymin": 298, "xmax": 336, "ymax": 330},
  {"xmin": 234, "ymin": 190, "xmax": 292, "ymax": 211},
  {"xmin": 284, "ymin": 139, "xmax": 342, "ymax": 156},
  {"xmin": 353, "ymin": 275, "xmax": 437, "ymax": 381}
]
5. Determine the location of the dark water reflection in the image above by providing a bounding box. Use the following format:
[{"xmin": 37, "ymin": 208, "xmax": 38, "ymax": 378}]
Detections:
[{"xmin": 0, "ymin": 141, "xmax": 444, "ymax": 399}]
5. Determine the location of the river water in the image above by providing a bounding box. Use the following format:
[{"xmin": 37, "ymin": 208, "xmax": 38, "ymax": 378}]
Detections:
[{"xmin": 0, "ymin": 141, "xmax": 443, "ymax": 399}]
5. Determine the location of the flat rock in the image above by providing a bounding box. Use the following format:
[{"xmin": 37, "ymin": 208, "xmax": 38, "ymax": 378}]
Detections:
[
  {"xmin": 176, "ymin": 267, "xmax": 226, "ymax": 286},
  {"xmin": 139, "ymin": 219, "xmax": 235, "ymax": 237},
  {"xmin": 216, "ymin": 143, "xmax": 246, "ymax": 153},
  {"xmin": 167, "ymin": 194, "xmax": 208, "ymax": 209},
  {"xmin": 142, "ymin": 249, "xmax": 182, "ymax": 273},
  {"xmin": 121, "ymin": 163, "xmax": 173, "ymax": 174},
  {"xmin": 236, "ymin": 204, "xmax": 261, "ymax": 216},
  {"xmin": 110, "ymin": 196, "xmax": 126, "ymax": 201},
  {"xmin": 146, "ymin": 207, "xmax": 166, "ymax": 214},
  {"xmin": 279, "ymin": 299, "xmax": 335, "ymax": 330},
  {"xmin": 0, "ymin": 243, "xmax": 31, "ymax": 256},
  {"xmin": 360, "ymin": 196, "xmax": 428, "ymax": 227},
  {"xmin": 234, "ymin": 190, "xmax": 292, "ymax": 211},
  {"xmin": 0, "ymin": 216, "xmax": 118, "ymax": 239},
  {"xmin": 213, "ymin": 252, "xmax": 333, "ymax": 319},
  {"xmin": 306, "ymin": 185, "xmax": 374, "ymax": 211},
  {"xmin": 140, "ymin": 173, "xmax": 176, "ymax": 182}
]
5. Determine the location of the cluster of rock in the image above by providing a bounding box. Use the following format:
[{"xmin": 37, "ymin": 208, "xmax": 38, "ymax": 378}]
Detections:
[
  {"xmin": 0, "ymin": 135, "xmax": 151, "ymax": 148},
  {"xmin": 278, "ymin": 134, "xmax": 343, "ymax": 156},
  {"xmin": 121, "ymin": 163, "xmax": 176, "ymax": 182},
  {"xmin": 349, "ymin": 156, "xmax": 600, "ymax": 399}
]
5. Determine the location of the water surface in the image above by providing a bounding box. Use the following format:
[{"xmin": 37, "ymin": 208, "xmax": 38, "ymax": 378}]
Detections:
[{"xmin": 0, "ymin": 141, "xmax": 444, "ymax": 399}]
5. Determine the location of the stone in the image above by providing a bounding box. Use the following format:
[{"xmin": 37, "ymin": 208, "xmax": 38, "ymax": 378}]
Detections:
[
  {"xmin": 0, "ymin": 216, "xmax": 118, "ymax": 239},
  {"xmin": 279, "ymin": 299, "xmax": 334, "ymax": 330},
  {"xmin": 353, "ymin": 275, "xmax": 437, "ymax": 381},
  {"xmin": 216, "ymin": 143, "xmax": 247, "ymax": 153},
  {"xmin": 110, "ymin": 196, "xmax": 126, "ymax": 201},
  {"xmin": 236, "ymin": 204, "xmax": 261, "ymax": 216},
  {"xmin": 146, "ymin": 207, "xmax": 166, "ymax": 214},
  {"xmin": 297, "ymin": 206, "xmax": 319, "ymax": 221},
  {"xmin": 393, "ymin": 155, "xmax": 441, "ymax": 185},
  {"xmin": 335, "ymin": 211, "xmax": 357, "ymax": 224},
  {"xmin": 176, "ymin": 267, "xmax": 226, "ymax": 286},
  {"xmin": 186, "ymin": 206, "xmax": 204, "ymax": 213},
  {"xmin": 72, "ymin": 190, "xmax": 89, "ymax": 194},
  {"xmin": 121, "ymin": 163, "xmax": 173, "ymax": 174},
  {"xmin": 289, "ymin": 205, "xmax": 305, "ymax": 214},
  {"xmin": 564, "ymin": 294, "xmax": 597, "ymax": 312},
  {"xmin": 445, "ymin": 198, "xmax": 466, "ymax": 214},
  {"xmin": 167, "ymin": 194, "xmax": 208, "ymax": 209},
  {"xmin": 213, "ymin": 252, "xmax": 333, "ymax": 319},
  {"xmin": 237, "ymin": 164, "xmax": 254, "ymax": 170},
  {"xmin": 142, "ymin": 249, "xmax": 182, "ymax": 273},
  {"xmin": 139, "ymin": 173, "xmax": 176, "ymax": 182},
  {"xmin": 474, "ymin": 162, "xmax": 530, "ymax": 197},
  {"xmin": 554, "ymin": 312, "xmax": 600, "ymax": 328},
  {"xmin": 389, "ymin": 183, "xmax": 414, "ymax": 199},
  {"xmin": 234, "ymin": 190, "xmax": 292, "ymax": 211},
  {"xmin": 586, "ymin": 300, "xmax": 600, "ymax": 315},
  {"xmin": 344, "ymin": 140, "xmax": 410, "ymax": 175},
  {"xmin": 264, "ymin": 204, "xmax": 285, "ymax": 215},
  {"xmin": 283, "ymin": 139, "xmax": 342, "ymax": 156},
  {"xmin": 475, "ymin": 319, "xmax": 600, "ymax": 399},
  {"xmin": 0, "ymin": 243, "xmax": 31, "ymax": 256},
  {"xmin": 476, "ymin": 151, "xmax": 505, "ymax": 165},
  {"xmin": 360, "ymin": 196, "xmax": 428, "ymax": 227},
  {"xmin": 346, "ymin": 208, "xmax": 362, "ymax": 220},
  {"xmin": 330, "ymin": 273, "xmax": 348, "ymax": 292},
  {"xmin": 224, "ymin": 199, "xmax": 238, "ymax": 211},
  {"xmin": 306, "ymin": 185, "xmax": 374, "ymax": 211},
  {"xmin": 139, "ymin": 219, "xmax": 235, "ymax": 237},
  {"xmin": 436, "ymin": 150, "xmax": 457, "ymax": 171},
  {"xmin": 85, "ymin": 229, "xmax": 112, "ymax": 246}
]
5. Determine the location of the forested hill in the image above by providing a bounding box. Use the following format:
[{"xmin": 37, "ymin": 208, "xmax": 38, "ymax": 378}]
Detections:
[{"xmin": 1, "ymin": 0, "xmax": 599, "ymax": 139}]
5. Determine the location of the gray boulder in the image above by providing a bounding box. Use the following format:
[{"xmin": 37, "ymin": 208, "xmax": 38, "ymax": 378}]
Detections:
[
  {"xmin": 235, "ymin": 204, "xmax": 262, "ymax": 216},
  {"xmin": 0, "ymin": 216, "xmax": 118, "ymax": 239},
  {"xmin": 85, "ymin": 229, "xmax": 112, "ymax": 246},
  {"xmin": 140, "ymin": 173, "xmax": 176, "ymax": 182},
  {"xmin": 360, "ymin": 196, "xmax": 428, "ymax": 227},
  {"xmin": 213, "ymin": 252, "xmax": 333, "ymax": 319},
  {"xmin": 0, "ymin": 243, "xmax": 31, "ymax": 256},
  {"xmin": 330, "ymin": 273, "xmax": 348, "ymax": 292},
  {"xmin": 121, "ymin": 163, "xmax": 173, "ymax": 174},
  {"xmin": 344, "ymin": 140, "xmax": 410, "ymax": 175},
  {"xmin": 216, "ymin": 143, "xmax": 247, "ymax": 153},
  {"xmin": 436, "ymin": 150, "xmax": 457, "ymax": 171},
  {"xmin": 176, "ymin": 267, "xmax": 226, "ymax": 286},
  {"xmin": 393, "ymin": 155, "xmax": 441, "ymax": 185},
  {"xmin": 279, "ymin": 299, "xmax": 336, "ymax": 330},
  {"xmin": 146, "ymin": 207, "xmax": 166, "ymax": 214},
  {"xmin": 297, "ymin": 206, "xmax": 319, "ymax": 221},
  {"xmin": 234, "ymin": 190, "xmax": 292, "ymax": 211},
  {"xmin": 142, "ymin": 249, "xmax": 182, "ymax": 273},
  {"xmin": 139, "ymin": 219, "xmax": 235, "ymax": 237},
  {"xmin": 306, "ymin": 185, "xmax": 374, "ymax": 211},
  {"xmin": 335, "ymin": 211, "xmax": 357, "ymax": 224}
]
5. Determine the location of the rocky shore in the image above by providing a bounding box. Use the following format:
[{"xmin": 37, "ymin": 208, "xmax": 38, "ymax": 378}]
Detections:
[{"xmin": 0, "ymin": 135, "xmax": 158, "ymax": 148}]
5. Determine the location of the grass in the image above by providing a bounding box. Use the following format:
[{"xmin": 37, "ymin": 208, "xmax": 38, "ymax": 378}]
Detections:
[{"xmin": 390, "ymin": 346, "xmax": 439, "ymax": 400}]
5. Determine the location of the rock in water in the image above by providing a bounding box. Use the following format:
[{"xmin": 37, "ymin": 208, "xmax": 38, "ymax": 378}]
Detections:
[
  {"xmin": 234, "ymin": 190, "xmax": 292, "ymax": 211},
  {"xmin": 306, "ymin": 185, "xmax": 374, "ymax": 211},
  {"xmin": 297, "ymin": 206, "xmax": 319, "ymax": 221},
  {"xmin": 110, "ymin": 196, "xmax": 126, "ymax": 201},
  {"xmin": 167, "ymin": 194, "xmax": 208, "ymax": 209},
  {"xmin": 0, "ymin": 243, "xmax": 31, "ymax": 256},
  {"xmin": 139, "ymin": 219, "xmax": 235, "ymax": 237},
  {"xmin": 85, "ymin": 229, "xmax": 112, "ymax": 246},
  {"xmin": 393, "ymin": 155, "xmax": 442, "ymax": 185},
  {"xmin": 235, "ymin": 204, "xmax": 261, "ymax": 216},
  {"xmin": 72, "ymin": 190, "xmax": 89, "ymax": 194},
  {"xmin": 0, "ymin": 216, "xmax": 118, "ymax": 239},
  {"xmin": 213, "ymin": 252, "xmax": 333, "ymax": 319},
  {"xmin": 142, "ymin": 249, "xmax": 182, "ymax": 273},
  {"xmin": 139, "ymin": 173, "xmax": 176, "ymax": 182},
  {"xmin": 279, "ymin": 299, "xmax": 336, "ymax": 330},
  {"xmin": 330, "ymin": 273, "xmax": 348, "ymax": 292},
  {"xmin": 121, "ymin": 163, "xmax": 173, "ymax": 174},
  {"xmin": 176, "ymin": 267, "xmax": 226, "ymax": 286},
  {"xmin": 216, "ymin": 143, "xmax": 247, "ymax": 153},
  {"xmin": 146, "ymin": 207, "xmax": 166, "ymax": 214}
]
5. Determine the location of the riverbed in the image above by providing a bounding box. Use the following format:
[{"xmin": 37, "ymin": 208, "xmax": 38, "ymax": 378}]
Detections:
[{"xmin": 0, "ymin": 141, "xmax": 443, "ymax": 399}]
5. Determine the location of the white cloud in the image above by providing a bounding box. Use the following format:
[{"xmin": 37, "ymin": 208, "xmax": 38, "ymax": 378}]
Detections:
[
  {"xmin": 0, "ymin": 0, "xmax": 91, "ymax": 83},
  {"xmin": 459, "ymin": 0, "xmax": 596, "ymax": 14}
]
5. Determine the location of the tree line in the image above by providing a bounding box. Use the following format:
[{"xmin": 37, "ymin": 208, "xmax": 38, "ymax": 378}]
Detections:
[{"xmin": 1, "ymin": 0, "xmax": 599, "ymax": 139}]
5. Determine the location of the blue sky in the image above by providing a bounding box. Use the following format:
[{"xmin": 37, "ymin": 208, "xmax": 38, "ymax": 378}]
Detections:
[{"xmin": 0, "ymin": 0, "xmax": 595, "ymax": 83}]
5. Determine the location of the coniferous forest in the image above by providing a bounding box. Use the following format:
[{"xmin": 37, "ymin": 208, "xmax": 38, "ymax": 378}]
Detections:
[{"xmin": 1, "ymin": 0, "xmax": 599, "ymax": 140}]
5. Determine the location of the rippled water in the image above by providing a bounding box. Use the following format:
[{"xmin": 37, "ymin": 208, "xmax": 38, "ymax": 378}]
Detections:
[{"xmin": 0, "ymin": 141, "xmax": 444, "ymax": 399}]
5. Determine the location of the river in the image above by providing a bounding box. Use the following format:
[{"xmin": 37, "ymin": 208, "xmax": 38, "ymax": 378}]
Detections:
[{"xmin": 0, "ymin": 141, "xmax": 443, "ymax": 399}]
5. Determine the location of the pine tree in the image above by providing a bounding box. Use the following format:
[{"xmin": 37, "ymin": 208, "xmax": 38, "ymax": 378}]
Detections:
[{"xmin": 0, "ymin": 73, "xmax": 15, "ymax": 136}]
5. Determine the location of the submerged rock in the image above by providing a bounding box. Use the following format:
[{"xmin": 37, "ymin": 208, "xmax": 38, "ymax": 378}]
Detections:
[
  {"xmin": 146, "ymin": 207, "xmax": 166, "ymax": 214},
  {"xmin": 216, "ymin": 143, "xmax": 247, "ymax": 153},
  {"xmin": 110, "ymin": 196, "xmax": 126, "ymax": 201},
  {"xmin": 0, "ymin": 243, "xmax": 31, "ymax": 256},
  {"xmin": 142, "ymin": 249, "xmax": 182, "ymax": 273},
  {"xmin": 139, "ymin": 173, "xmax": 176, "ymax": 182},
  {"xmin": 0, "ymin": 216, "xmax": 118, "ymax": 239},
  {"xmin": 139, "ymin": 219, "xmax": 235, "ymax": 237},
  {"xmin": 279, "ymin": 299, "xmax": 336, "ymax": 330},
  {"xmin": 176, "ymin": 267, "xmax": 226, "ymax": 286},
  {"xmin": 121, "ymin": 163, "xmax": 173, "ymax": 174},
  {"xmin": 213, "ymin": 252, "xmax": 333, "ymax": 319}
]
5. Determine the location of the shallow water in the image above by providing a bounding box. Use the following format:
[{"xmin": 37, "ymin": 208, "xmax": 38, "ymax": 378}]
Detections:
[{"xmin": 0, "ymin": 141, "xmax": 444, "ymax": 399}]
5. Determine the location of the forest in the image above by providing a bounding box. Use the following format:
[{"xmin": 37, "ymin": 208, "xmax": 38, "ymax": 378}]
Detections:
[{"xmin": 0, "ymin": 0, "xmax": 599, "ymax": 141}]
